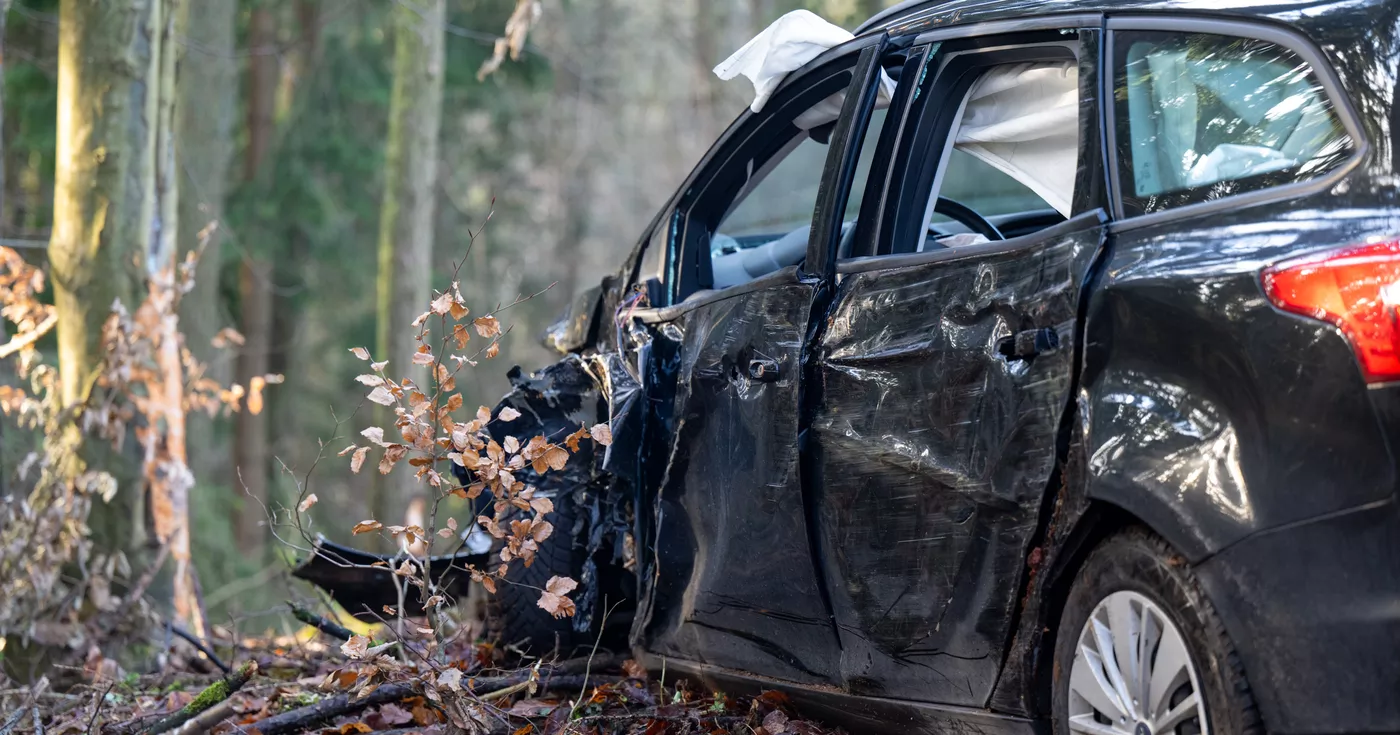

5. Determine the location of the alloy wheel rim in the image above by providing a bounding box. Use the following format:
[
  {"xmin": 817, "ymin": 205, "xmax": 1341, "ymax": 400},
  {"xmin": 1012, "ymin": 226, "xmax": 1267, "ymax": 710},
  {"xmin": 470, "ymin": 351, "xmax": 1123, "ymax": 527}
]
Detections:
[{"xmin": 1067, "ymin": 590, "xmax": 1208, "ymax": 735}]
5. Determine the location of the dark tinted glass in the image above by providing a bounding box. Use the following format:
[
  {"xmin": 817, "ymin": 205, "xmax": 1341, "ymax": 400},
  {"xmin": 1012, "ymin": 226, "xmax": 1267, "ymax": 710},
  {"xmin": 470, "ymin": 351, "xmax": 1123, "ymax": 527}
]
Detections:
[{"xmin": 1113, "ymin": 31, "xmax": 1352, "ymax": 216}]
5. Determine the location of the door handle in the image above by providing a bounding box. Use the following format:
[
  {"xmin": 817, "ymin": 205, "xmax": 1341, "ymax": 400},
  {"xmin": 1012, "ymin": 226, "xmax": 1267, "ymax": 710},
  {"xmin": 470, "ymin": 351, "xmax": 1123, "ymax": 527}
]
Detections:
[
  {"xmin": 747, "ymin": 357, "xmax": 781, "ymax": 382},
  {"xmin": 997, "ymin": 327, "xmax": 1060, "ymax": 361}
]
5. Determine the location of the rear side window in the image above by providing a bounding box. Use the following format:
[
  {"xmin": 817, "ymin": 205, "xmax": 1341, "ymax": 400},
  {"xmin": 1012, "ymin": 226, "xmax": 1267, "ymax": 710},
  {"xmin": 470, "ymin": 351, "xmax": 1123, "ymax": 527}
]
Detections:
[{"xmin": 1113, "ymin": 30, "xmax": 1353, "ymax": 216}]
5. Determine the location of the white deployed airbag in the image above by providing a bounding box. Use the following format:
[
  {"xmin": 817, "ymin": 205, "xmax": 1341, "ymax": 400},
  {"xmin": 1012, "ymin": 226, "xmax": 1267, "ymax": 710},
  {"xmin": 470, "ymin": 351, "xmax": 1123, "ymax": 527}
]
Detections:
[
  {"xmin": 713, "ymin": 9, "xmax": 894, "ymax": 129},
  {"xmin": 953, "ymin": 62, "xmax": 1080, "ymax": 217}
]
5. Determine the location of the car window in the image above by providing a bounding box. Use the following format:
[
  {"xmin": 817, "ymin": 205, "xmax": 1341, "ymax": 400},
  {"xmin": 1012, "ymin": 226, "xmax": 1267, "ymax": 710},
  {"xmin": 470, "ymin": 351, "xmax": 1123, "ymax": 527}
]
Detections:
[
  {"xmin": 1113, "ymin": 30, "xmax": 1352, "ymax": 216},
  {"xmin": 913, "ymin": 59, "xmax": 1078, "ymax": 252},
  {"xmin": 709, "ymin": 81, "xmax": 896, "ymax": 290},
  {"xmin": 932, "ymin": 149, "xmax": 1055, "ymax": 221}
]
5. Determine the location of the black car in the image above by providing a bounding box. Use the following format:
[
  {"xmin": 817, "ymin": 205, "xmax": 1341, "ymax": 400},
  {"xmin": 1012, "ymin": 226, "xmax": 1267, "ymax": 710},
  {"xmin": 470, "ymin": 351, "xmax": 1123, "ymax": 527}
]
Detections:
[{"xmin": 311, "ymin": 0, "xmax": 1400, "ymax": 732}]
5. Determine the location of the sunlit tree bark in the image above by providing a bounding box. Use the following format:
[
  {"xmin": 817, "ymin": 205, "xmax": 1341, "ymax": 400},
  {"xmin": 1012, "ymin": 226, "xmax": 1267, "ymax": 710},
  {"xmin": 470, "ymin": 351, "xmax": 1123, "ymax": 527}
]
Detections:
[{"xmin": 49, "ymin": 0, "xmax": 160, "ymax": 565}]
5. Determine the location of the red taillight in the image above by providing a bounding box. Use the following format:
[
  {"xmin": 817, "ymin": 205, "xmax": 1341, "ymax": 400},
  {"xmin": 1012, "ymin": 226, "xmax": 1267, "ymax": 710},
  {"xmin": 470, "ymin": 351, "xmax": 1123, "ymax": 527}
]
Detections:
[{"xmin": 1263, "ymin": 240, "xmax": 1400, "ymax": 383}]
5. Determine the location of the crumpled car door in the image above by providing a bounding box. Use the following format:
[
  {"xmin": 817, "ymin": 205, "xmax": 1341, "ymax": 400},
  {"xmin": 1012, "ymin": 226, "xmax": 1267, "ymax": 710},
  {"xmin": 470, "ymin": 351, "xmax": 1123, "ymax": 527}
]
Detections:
[{"xmin": 810, "ymin": 212, "xmax": 1107, "ymax": 704}]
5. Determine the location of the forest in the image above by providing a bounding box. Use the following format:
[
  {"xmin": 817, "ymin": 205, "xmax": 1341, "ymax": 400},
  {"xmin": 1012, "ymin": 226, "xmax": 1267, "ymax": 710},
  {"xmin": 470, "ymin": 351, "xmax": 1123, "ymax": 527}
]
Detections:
[{"xmin": 0, "ymin": 0, "xmax": 900, "ymax": 731}]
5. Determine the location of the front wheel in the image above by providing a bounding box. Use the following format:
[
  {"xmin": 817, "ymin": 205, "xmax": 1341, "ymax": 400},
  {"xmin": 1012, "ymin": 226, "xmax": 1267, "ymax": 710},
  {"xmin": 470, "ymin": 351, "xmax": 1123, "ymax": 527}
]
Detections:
[{"xmin": 1052, "ymin": 528, "xmax": 1263, "ymax": 735}]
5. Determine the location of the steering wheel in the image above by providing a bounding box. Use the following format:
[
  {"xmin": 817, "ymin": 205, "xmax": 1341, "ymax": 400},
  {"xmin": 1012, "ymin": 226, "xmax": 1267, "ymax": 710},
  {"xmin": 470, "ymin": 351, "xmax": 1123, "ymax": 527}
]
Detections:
[{"xmin": 932, "ymin": 196, "xmax": 1004, "ymax": 241}]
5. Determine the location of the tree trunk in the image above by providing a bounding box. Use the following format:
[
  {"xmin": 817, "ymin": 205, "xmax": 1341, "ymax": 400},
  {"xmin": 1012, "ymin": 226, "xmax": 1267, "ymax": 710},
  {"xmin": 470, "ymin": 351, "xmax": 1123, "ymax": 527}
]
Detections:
[
  {"xmin": 177, "ymin": 0, "xmax": 236, "ymax": 487},
  {"xmin": 0, "ymin": 0, "xmax": 12, "ymax": 232},
  {"xmin": 146, "ymin": 0, "xmax": 203, "ymax": 635},
  {"xmin": 369, "ymin": 0, "xmax": 445, "ymax": 533},
  {"xmin": 232, "ymin": 2, "xmax": 278, "ymax": 554},
  {"xmin": 48, "ymin": 0, "xmax": 161, "ymax": 564}
]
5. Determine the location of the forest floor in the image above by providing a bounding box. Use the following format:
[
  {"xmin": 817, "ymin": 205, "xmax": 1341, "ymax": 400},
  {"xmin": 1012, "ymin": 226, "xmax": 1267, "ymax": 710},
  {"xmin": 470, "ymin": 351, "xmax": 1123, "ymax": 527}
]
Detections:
[{"xmin": 10, "ymin": 619, "xmax": 844, "ymax": 735}]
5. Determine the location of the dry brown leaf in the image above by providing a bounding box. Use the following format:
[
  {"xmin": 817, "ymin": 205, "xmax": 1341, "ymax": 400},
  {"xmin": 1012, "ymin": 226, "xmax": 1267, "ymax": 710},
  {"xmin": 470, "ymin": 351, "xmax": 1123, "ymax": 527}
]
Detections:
[
  {"xmin": 379, "ymin": 444, "xmax": 408, "ymax": 474},
  {"xmin": 486, "ymin": 341, "xmax": 500, "ymax": 359},
  {"xmin": 437, "ymin": 667, "xmax": 463, "ymax": 692},
  {"xmin": 352, "ymin": 519, "xmax": 382, "ymax": 535},
  {"xmin": 544, "ymin": 446, "xmax": 569, "ymax": 472},
  {"xmin": 297, "ymin": 494, "xmax": 318, "ymax": 513},
  {"xmin": 590, "ymin": 423, "xmax": 613, "ymax": 446},
  {"xmin": 473, "ymin": 315, "xmax": 501, "ymax": 338},
  {"xmin": 350, "ymin": 446, "xmax": 370, "ymax": 474},
  {"xmin": 453, "ymin": 323, "xmax": 471, "ymax": 349},
  {"xmin": 367, "ymin": 386, "xmax": 395, "ymax": 406},
  {"xmin": 350, "ymin": 347, "xmax": 371, "ymax": 360},
  {"xmin": 341, "ymin": 635, "xmax": 371, "ymax": 659},
  {"xmin": 355, "ymin": 374, "xmax": 384, "ymax": 386},
  {"xmin": 445, "ymin": 393, "xmax": 464, "ymax": 412},
  {"xmin": 430, "ymin": 291, "xmax": 454, "ymax": 316},
  {"xmin": 529, "ymin": 497, "xmax": 553, "ymax": 515},
  {"xmin": 247, "ymin": 376, "xmax": 267, "ymax": 416},
  {"xmin": 537, "ymin": 575, "xmax": 578, "ymax": 618},
  {"xmin": 498, "ymin": 406, "xmax": 521, "ymax": 422},
  {"xmin": 337, "ymin": 444, "xmax": 358, "ymax": 456},
  {"xmin": 361, "ymin": 427, "xmax": 387, "ymax": 446}
]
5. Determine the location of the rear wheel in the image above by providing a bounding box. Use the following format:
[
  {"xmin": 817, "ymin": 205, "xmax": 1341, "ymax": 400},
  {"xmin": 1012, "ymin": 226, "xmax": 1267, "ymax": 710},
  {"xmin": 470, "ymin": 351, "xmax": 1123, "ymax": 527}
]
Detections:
[{"xmin": 1052, "ymin": 528, "xmax": 1262, "ymax": 735}]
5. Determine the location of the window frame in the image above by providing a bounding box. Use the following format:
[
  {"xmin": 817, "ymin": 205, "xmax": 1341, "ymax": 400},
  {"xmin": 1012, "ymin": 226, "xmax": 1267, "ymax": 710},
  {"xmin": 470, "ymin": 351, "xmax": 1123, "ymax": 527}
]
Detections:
[
  {"xmin": 872, "ymin": 32, "xmax": 1093, "ymax": 258},
  {"xmin": 655, "ymin": 35, "xmax": 892, "ymax": 305},
  {"xmin": 1103, "ymin": 16, "xmax": 1368, "ymax": 231}
]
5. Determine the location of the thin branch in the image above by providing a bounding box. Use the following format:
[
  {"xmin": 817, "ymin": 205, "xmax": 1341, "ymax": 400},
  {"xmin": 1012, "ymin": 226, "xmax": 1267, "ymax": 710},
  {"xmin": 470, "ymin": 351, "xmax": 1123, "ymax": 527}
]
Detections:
[{"xmin": 0, "ymin": 311, "xmax": 56, "ymax": 359}]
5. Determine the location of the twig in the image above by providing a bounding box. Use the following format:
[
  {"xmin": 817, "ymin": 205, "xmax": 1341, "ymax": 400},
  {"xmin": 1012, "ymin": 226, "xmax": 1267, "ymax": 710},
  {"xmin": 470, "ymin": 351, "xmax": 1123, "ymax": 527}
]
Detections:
[
  {"xmin": 477, "ymin": 679, "xmax": 533, "ymax": 702},
  {"xmin": 169, "ymin": 624, "xmax": 231, "ymax": 674},
  {"xmin": 287, "ymin": 601, "xmax": 353, "ymax": 641},
  {"xmin": 0, "ymin": 311, "xmax": 56, "ymax": 359},
  {"xmin": 139, "ymin": 661, "xmax": 257, "ymax": 735},
  {"xmin": 85, "ymin": 683, "xmax": 114, "ymax": 735},
  {"xmin": 30, "ymin": 707, "xmax": 42, "ymax": 735},
  {"xmin": 0, "ymin": 708, "xmax": 29, "ymax": 735},
  {"xmin": 568, "ymin": 597, "xmax": 621, "ymax": 722}
]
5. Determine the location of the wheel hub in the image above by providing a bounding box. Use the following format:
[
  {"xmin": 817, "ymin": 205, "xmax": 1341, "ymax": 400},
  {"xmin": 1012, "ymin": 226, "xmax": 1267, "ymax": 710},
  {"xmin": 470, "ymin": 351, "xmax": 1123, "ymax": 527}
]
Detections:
[{"xmin": 1067, "ymin": 590, "xmax": 1208, "ymax": 735}]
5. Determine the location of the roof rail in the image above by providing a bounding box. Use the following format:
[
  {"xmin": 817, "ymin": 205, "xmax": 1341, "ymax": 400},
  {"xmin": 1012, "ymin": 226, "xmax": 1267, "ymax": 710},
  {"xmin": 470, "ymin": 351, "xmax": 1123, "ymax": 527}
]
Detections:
[{"xmin": 853, "ymin": 0, "xmax": 936, "ymax": 34}]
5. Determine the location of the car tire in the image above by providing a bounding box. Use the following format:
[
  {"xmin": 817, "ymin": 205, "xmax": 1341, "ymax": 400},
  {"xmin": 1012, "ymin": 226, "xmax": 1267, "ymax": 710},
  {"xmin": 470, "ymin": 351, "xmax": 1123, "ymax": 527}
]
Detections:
[
  {"xmin": 485, "ymin": 486, "xmax": 592, "ymax": 656},
  {"xmin": 1052, "ymin": 528, "xmax": 1263, "ymax": 735}
]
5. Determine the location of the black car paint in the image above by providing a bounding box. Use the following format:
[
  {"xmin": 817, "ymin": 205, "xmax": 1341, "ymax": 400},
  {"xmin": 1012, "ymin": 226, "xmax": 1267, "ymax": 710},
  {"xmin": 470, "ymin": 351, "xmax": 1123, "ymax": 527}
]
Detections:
[{"xmin": 531, "ymin": 1, "xmax": 1400, "ymax": 732}]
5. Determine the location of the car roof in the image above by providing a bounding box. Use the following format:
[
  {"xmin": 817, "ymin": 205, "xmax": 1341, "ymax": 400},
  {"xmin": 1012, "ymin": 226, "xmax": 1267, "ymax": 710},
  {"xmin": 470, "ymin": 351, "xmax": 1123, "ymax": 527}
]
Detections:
[{"xmin": 853, "ymin": 0, "xmax": 1369, "ymax": 37}]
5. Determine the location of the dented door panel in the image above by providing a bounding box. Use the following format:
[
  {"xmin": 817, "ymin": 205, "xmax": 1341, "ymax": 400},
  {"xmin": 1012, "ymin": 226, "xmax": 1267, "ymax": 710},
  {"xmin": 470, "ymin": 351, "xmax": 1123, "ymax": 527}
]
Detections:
[
  {"xmin": 810, "ymin": 217, "xmax": 1105, "ymax": 703},
  {"xmin": 635, "ymin": 274, "xmax": 842, "ymax": 685}
]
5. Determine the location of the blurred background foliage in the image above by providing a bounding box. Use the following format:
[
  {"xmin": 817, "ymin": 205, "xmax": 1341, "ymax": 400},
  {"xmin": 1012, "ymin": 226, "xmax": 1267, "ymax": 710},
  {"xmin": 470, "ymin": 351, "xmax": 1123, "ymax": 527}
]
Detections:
[{"xmin": 0, "ymin": 0, "xmax": 898, "ymax": 628}]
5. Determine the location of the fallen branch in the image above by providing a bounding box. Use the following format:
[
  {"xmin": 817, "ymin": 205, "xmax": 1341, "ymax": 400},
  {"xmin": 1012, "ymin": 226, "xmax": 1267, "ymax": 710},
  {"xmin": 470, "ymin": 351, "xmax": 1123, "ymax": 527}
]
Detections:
[
  {"xmin": 241, "ymin": 682, "xmax": 416, "ymax": 735},
  {"xmin": 288, "ymin": 601, "xmax": 353, "ymax": 641},
  {"xmin": 0, "ymin": 708, "xmax": 30, "ymax": 735},
  {"xmin": 139, "ymin": 661, "xmax": 256, "ymax": 735},
  {"xmin": 250, "ymin": 673, "xmax": 618, "ymax": 735}
]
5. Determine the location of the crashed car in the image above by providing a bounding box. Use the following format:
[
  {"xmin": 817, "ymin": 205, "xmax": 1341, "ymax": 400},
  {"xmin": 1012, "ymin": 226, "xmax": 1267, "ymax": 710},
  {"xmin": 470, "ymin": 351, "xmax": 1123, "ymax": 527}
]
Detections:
[{"xmin": 306, "ymin": 0, "xmax": 1400, "ymax": 733}]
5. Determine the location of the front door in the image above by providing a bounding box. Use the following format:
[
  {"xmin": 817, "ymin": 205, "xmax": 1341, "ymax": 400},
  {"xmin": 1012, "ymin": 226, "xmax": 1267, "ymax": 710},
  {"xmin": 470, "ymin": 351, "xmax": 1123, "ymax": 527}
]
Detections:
[
  {"xmin": 630, "ymin": 41, "xmax": 895, "ymax": 684},
  {"xmin": 807, "ymin": 26, "xmax": 1109, "ymax": 704}
]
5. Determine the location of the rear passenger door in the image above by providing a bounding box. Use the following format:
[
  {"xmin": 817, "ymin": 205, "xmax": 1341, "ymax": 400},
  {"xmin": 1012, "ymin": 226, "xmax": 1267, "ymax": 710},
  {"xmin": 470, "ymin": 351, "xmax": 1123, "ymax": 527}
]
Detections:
[{"xmin": 806, "ymin": 24, "xmax": 1109, "ymax": 704}]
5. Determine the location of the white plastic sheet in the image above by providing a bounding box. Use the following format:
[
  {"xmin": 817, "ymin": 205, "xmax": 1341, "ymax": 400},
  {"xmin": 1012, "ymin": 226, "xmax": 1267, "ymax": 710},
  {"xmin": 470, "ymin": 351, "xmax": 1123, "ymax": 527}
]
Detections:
[
  {"xmin": 713, "ymin": 9, "xmax": 894, "ymax": 129},
  {"xmin": 953, "ymin": 62, "xmax": 1080, "ymax": 217}
]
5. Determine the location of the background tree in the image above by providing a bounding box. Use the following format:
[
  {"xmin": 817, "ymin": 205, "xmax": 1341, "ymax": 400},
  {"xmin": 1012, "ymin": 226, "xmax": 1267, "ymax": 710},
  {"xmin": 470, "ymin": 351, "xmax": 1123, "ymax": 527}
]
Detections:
[
  {"xmin": 47, "ymin": 0, "xmax": 163, "ymax": 567},
  {"xmin": 176, "ymin": 0, "xmax": 236, "ymax": 488},
  {"xmin": 370, "ymin": 0, "xmax": 446, "ymax": 534}
]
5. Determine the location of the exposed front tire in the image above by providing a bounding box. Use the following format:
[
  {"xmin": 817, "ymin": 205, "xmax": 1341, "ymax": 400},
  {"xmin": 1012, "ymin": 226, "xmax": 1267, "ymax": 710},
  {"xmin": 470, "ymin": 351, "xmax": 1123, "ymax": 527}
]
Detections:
[
  {"xmin": 1052, "ymin": 528, "xmax": 1263, "ymax": 735},
  {"xmin": 485, "ymin": 485, "xmax": 594, "ymax": 656}
]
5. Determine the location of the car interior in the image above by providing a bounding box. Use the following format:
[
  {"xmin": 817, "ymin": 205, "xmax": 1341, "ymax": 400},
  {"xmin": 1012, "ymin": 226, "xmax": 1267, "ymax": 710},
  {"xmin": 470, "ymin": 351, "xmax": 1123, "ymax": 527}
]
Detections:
[{"xmin": 707, "ymin": 53, "xmax": 1080, "ymax": 291}]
